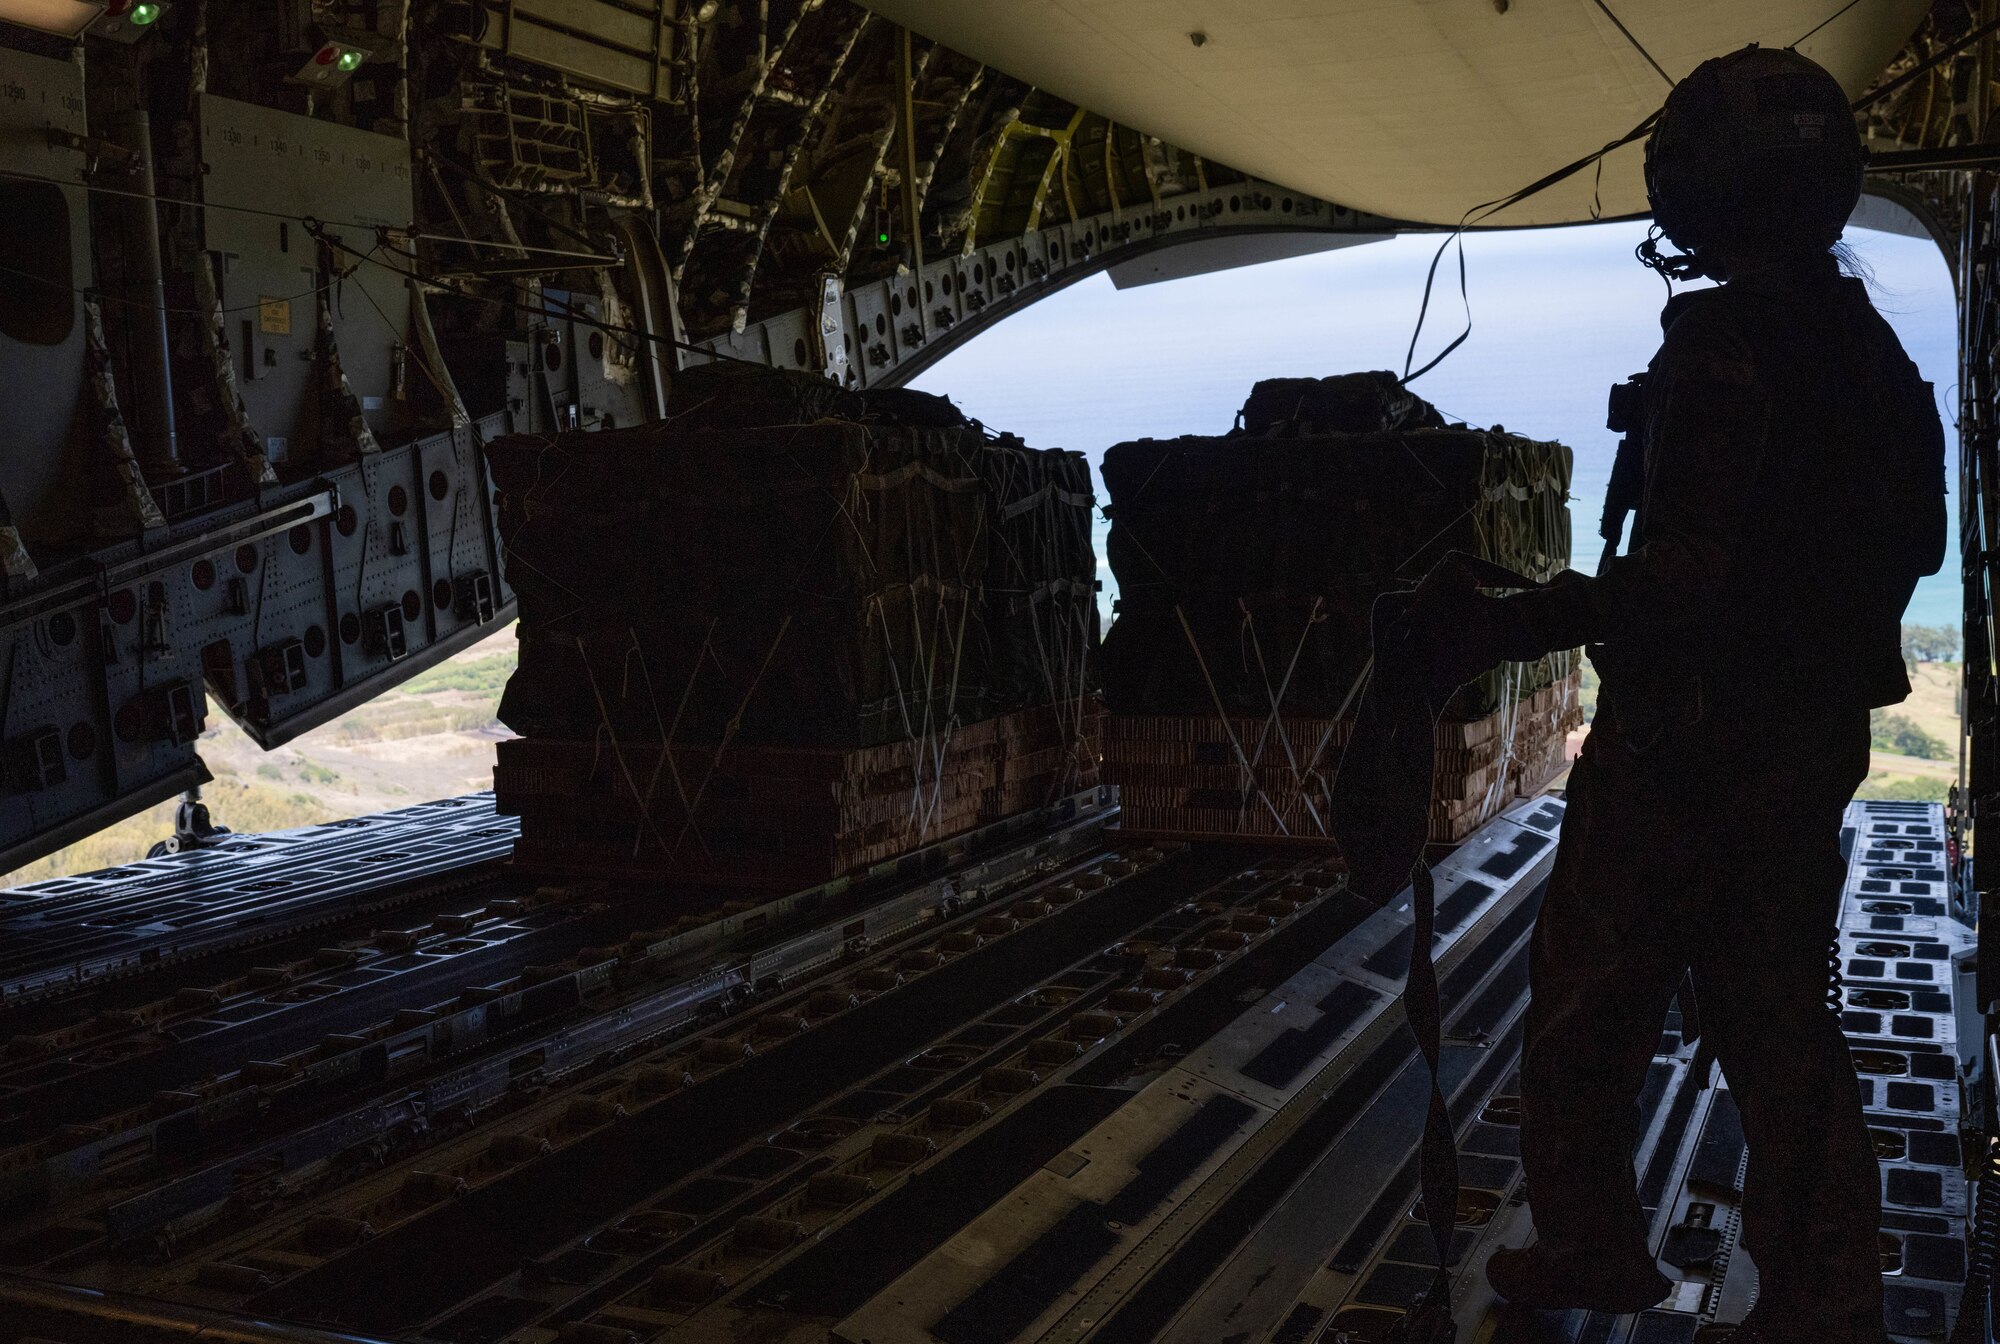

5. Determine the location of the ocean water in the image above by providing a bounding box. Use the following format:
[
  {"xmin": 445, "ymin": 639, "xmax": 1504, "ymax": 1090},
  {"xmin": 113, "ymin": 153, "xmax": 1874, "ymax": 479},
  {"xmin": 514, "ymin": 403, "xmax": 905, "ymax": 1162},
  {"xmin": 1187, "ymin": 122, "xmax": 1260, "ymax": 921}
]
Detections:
[{"xmin": 912, "ymin": 217, "xmax": 1962, "ymax": 632}]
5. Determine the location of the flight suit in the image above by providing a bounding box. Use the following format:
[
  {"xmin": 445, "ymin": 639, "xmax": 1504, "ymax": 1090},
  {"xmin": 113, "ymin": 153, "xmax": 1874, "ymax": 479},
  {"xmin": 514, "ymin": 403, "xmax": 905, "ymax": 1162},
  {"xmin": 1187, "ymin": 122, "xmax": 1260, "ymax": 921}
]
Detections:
[{"xmin": 1500, "ymin": 252, "xmax": 1948, "ymax": 1339}]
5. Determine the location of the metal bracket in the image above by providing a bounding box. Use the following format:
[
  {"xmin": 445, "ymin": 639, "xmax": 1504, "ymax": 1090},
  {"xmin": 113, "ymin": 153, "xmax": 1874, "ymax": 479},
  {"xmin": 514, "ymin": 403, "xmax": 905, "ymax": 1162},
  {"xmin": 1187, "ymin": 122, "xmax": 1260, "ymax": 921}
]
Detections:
[{"xmin": 811, "ymin": 272, "xmax": 847, "ymax": 381}]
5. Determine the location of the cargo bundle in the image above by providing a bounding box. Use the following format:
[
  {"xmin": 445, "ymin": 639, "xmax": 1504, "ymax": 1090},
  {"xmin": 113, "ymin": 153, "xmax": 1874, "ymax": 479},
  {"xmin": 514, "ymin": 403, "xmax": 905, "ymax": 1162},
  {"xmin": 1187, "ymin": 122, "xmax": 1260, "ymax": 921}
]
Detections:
[
  {"xmin": 1099, "ymin": 372, "xmax": 1580, "ymax": 846},
  {"xmin": 484, "ymin": 370, "xmax": 1100, "ymax": 886}
]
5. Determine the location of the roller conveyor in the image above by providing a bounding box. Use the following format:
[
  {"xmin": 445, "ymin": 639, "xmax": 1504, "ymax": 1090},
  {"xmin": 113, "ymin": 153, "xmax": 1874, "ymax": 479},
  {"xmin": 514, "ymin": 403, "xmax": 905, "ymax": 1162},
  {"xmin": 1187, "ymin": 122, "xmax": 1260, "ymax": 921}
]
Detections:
[
  {"xmin": 0, "ymin": 795, "xmax": 522, "ymax": 1005},
  {"xmin": 0, "ymin": 796, "xmax": 1970, "ymax": 1344},
  {"xmin": 0, "ymin": 789, "xmax": 1118, "ymax": 1267},
  {"xmin": 1158, "ymin": 798, "xmax": 1973, "ymax": 1344},
  {"xmin": 831, "ymin": 798, "xmax": 1563, "ymax": 1344},
  {"xmin": 0, "ymin": 896, "xmax": 625, "ymax": 1134}
]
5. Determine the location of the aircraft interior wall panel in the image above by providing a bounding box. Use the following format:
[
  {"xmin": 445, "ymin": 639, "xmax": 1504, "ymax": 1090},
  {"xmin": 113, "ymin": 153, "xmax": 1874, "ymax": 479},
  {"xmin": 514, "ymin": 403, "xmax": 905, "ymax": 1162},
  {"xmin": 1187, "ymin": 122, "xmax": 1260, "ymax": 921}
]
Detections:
[
  {"xmin": 0, "ymin": 399, "xmax": 517, "ymax": 862},
  {"xmin": 215, "ymin": 512, "xmax": 346, "ymax": 728},
  {"xmin": 325, "ymin": 448, "xmax": 445, "ymax": 671},
  {"xmin": 549, "ymin": 291, "xmax": 651, "ymax": 430},
  {"xmin": 206, "ymin": 418, "xmax": 514, "ymax": 752},
  {"xmin": 416, "ymin": 422, "xmax": 508, "ymax": 634},
  {"xmin": 197, "ymin": 94, "xmax": 413, "ymax": 467},
  {"xmin": 0, "ymin": 596, "xmax": 193, "ymax": 866},
  {"xmin": 0, "ymin": 45, "xmax": 94, "ymax": 546}
]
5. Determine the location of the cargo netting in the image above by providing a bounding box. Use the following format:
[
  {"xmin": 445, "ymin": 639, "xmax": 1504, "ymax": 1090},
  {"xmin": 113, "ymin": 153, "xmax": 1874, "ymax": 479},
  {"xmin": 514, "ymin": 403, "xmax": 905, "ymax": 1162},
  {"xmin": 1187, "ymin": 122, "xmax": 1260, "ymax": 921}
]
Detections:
[
  {"xmin": 484, "ymin": 375, "xmax": 1101, "ymax": 886},
  {"xmin": 1100, "ymin": 374, "xmax": 1581, "ymax": 845}
]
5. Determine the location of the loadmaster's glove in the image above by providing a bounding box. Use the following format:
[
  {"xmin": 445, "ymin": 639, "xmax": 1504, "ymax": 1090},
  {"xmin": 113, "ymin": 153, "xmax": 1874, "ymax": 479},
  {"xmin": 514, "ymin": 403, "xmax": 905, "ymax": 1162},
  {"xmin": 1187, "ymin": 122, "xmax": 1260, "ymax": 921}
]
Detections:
[
  {"xmin": 1381, "ymin": 555, "xmax": 1578, "ymax": 704},
  {"xmin": 1492, "ymin": 567, "xmax": 1597, "ymax": 663}
]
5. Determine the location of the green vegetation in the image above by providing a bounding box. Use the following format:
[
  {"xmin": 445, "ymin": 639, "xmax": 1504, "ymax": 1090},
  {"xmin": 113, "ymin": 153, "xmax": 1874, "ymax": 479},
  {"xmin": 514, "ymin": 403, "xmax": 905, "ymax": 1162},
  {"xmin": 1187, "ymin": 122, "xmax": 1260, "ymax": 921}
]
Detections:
[
  {"xmin": 404, "ymin": 652, "xmax": 516, "ymax": 697},
  {"xmin": 331, "ymin": 701, "xmax": 499, "ymax": 743},
  {"xmin": 1856, "ymin": 774, "xmax": 1951, "ymax": 803},
  {"xmin": 297, "ymin": 763, "xmax": 341, "ymax": 785},
  {"xmin": 256, "ymin": 762, "xmax": 283, "ymax": 780},
  {"xmin": 1871, "ymin": 708, "xmax": 1951, "ymax": 761},
  {"xmin": 1902, "ymin": 622, "xmax": 1961, "ymax": 664}
]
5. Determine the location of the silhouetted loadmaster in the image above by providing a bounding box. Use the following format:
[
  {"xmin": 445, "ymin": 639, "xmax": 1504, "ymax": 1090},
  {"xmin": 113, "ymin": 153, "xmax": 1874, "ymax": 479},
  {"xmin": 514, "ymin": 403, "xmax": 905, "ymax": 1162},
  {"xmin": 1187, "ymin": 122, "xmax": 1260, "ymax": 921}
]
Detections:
[{"xmin": 1433, "ymin": 45, "xmax": 1946, "ymax": 1344}]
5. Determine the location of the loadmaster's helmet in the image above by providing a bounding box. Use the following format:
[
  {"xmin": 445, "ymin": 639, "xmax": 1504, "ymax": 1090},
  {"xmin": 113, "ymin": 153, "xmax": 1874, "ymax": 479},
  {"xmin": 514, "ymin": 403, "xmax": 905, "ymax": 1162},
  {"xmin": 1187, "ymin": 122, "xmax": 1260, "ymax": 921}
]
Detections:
[{"xmin": 1644, "ymin": 45, "xmax": 1864, "ymax": 265}]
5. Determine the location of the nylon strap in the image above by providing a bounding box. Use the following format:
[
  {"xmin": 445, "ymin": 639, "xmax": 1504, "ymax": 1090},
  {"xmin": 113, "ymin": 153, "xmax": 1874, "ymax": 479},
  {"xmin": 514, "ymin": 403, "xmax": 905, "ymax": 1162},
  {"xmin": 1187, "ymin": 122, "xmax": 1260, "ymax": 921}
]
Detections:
[
  {"xmin": 854, "ymin": 460, "xmax": 980, "ymax": 492},
  {"xmin": 1328, "ymin": 550, "xmax": 1550, "ymax": 1344},
  {"xmin": 1394, "ymin": 857, "xmax": 1460, "ymax": 1344}
]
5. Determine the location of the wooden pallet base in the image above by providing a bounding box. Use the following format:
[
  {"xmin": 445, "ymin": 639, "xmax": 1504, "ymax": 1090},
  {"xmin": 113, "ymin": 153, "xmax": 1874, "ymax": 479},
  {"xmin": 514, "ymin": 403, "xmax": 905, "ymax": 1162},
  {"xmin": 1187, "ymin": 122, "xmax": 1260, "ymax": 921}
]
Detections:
[
  {"xmin": 497, "ymin": 703, "xmax": 1104, "ymax": 888},
  {"xmin": 1103, "ymin": 674, "xmax": 1583, "ymax": 849}
]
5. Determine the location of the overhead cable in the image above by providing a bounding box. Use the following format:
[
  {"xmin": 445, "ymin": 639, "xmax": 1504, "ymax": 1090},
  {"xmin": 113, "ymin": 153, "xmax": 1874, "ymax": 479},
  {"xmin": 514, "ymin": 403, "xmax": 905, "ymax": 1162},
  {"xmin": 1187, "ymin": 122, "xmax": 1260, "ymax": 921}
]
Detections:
[
  {"xmin": 0, "ymin": 161, "xmax": 741, "ymax": 366},
  {"xmin": 1402, "ymin": 0, "xmax": 1914, "ymax": 385},
  {"xmin": 0, "ymin": 164, "xmax": 619, "ymax": 264},
  {"xmin": 313, "ymin": 223, "xmax": 772, "ymax": 370},
  {"xmin": 0, "ymin": 262, "xmax": 345, "ymax": 317},
  {"xmin": 1401, "ymin": 110, "xmax": 1660, "ymax": 384},
  {"xmin": 1791, "ymin": 0, "xmax": 1867, "ymax": 50},
  {"xmin": 1590, "ymin": 0, "xmax": 1676, "ymax": 88}
]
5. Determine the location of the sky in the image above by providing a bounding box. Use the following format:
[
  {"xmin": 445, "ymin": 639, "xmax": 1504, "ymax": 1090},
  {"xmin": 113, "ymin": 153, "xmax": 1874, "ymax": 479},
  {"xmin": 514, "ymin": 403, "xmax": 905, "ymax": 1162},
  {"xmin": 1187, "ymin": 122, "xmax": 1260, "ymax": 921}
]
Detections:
[{"xmin": 911, "ymin": 218, "xmax": 1961, "ymax": 631}]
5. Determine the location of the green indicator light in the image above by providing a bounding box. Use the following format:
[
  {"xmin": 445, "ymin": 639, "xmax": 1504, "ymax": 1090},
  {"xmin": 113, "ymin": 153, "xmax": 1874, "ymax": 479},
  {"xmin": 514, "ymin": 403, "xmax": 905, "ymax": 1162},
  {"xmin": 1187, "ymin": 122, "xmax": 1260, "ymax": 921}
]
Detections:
[
  {"xmin": 877, "ymin": 231, "xmax": 889, "ymax": 244},
  {"xmin": 130, "ymin": 2, "xmax": 161, "ymax": 23},
  {"xmin": 337, "ymin": 48, "xmax": 364, "ymax": 71}
]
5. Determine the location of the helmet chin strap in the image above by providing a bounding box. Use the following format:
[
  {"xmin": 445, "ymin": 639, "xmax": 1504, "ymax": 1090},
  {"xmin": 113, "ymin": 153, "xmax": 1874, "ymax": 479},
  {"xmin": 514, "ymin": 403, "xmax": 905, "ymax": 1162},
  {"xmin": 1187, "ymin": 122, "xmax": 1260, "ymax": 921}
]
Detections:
[{"xmin": 1636, "ymin": 223, "xmax": 1711, "ymax": 281}]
